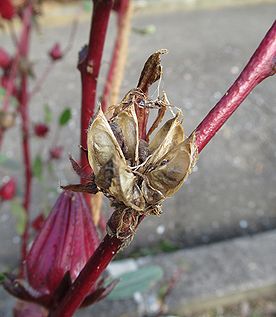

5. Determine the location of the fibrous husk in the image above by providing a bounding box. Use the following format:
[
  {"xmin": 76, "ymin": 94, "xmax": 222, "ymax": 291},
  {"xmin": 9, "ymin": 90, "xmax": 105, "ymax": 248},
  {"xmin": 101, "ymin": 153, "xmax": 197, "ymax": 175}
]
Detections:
[
  {"xmin": 113, "ymin": 103, "xmax": 139, "ymax": 164},
  {"xmin": 147, "ymin": 112, "xmax": 185, "ymax": 166},
  {"xmin": 87, "ymin": 107, "xmax": 125, "ymax": 176},
  {"xmin": 146, "ymin": 132, "xmax": 198, "ymax": 197},
  {"xmin": 109, "ymin": 156, "xmax": 145, "ymax": 211}
]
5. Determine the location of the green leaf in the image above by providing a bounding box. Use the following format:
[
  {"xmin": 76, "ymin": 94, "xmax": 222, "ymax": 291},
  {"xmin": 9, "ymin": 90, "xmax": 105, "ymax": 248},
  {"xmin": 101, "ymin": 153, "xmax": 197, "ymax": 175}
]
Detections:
[
  {"xmin": 32, "ymin": 156, "xmax": 43, "ymax": 180},
  {"xmin": 108, "ymin": 265, "xmax": 163, "ymax": 300},
  {"xmin": 11, "ymin": 201, "xmax": 27, "ymax": 235},
  {"xmin": 59, "ymin": 108, "xmax": 72, "ymax": 126},
  {"xmin": 132, "ymin": 25, "xmax": 156, "ymax": 35},
  {"xmin": 82, "ymin": 0, "xmax": 92, "ymax": 12},
  {"xmin": 44, "ymin": 104, "xmax": 52, "ymax": 124},
  {"xmin": 0, "ymin": 86, "xmax": 6, "ymax": 98},
  {"xmin": 0, "ymin": 273, "xmax": 5, "ymax": 284}
]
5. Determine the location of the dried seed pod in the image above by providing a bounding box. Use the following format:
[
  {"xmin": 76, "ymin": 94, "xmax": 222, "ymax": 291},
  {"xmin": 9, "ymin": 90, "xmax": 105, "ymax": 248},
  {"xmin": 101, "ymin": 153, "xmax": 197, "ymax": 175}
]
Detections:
[{"xmin": 0, "ymin": 111, "xmax": 16, "ymax": 130}]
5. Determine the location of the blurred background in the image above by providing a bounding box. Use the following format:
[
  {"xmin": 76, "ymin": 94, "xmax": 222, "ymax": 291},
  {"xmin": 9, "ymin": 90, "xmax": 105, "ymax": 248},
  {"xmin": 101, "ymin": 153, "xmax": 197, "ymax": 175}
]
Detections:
[{"xmin": 0, "ymin": 0, "xmax": 276, "ymax": 316}]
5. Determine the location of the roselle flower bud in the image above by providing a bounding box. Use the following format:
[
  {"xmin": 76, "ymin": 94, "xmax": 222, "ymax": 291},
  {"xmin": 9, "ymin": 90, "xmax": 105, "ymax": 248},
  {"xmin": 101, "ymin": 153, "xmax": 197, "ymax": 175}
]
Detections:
[
  {"xmin": 26, "ymin": 191, "xmax": 99, "ymax": 298},
  {"xmin": 49, "ymin": 146, "xmax": 63, "ymax": 160},
  {"xmin": 3, "ymin": 191, "xmax": 117, "ymax": 309},
  {"xmin": 0, "ymin": 0, "xmax": 15, "ymax": 20},
  {"xmin": 0, "ymin": 177, "xmax": 16, "ymax": 201},
  {"xmin": 0, "ymin": 47, "xmax": 11, "ymax": 69},
  {"xmin": 48, "ymin": 43, "xmax": 63, "ymax": 61},
  {"xmin": 33, "ymin": 123, "xmax": 49, "ymax": 137}
]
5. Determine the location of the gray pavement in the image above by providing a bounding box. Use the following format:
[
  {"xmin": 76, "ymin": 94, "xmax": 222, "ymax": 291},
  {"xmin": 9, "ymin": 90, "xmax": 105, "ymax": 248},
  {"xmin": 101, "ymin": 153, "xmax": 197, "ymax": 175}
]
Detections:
[{"xmin": 1, "ymin": 228, "xmax": 276, "ymax": 316}]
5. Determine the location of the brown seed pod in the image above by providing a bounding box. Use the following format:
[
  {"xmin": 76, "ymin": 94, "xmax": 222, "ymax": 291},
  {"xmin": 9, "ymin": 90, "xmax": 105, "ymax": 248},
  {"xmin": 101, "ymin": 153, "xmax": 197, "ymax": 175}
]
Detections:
[
  {"xmin": 0, "ymin": 111, "xmax": 16, "ymax": 130},
  {"xmin": 106, "ymin": 208, "xmax": 140, "ymax": 248}
]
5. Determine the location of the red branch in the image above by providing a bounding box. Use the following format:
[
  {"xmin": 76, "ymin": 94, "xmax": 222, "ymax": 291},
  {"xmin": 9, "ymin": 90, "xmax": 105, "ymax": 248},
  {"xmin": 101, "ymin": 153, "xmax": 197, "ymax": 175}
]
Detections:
[
  {"xmin": 79, "ymin": 0, "xmax": 113, "ymax": 172},
  {"xmin": 49, "ymin": 20, "xmax": 276, "ymax": 317},
  {"xmin": 17, "ymin": 4, "xmax": 33, "ymax": 275},
  {"xmin": 48, "ymin": 235, "xmax": 121, "ymax": 317},
  {"xmin": 194, "ymin": 20, "xmax": 276, "ymax": 153}
]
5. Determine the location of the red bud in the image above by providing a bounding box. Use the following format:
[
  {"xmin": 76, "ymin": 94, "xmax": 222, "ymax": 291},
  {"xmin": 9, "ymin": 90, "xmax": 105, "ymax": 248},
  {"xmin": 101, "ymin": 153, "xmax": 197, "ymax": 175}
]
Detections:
[
  {"xmin": 31, "ymin": 213, "xmax": 45, "ymax": 232},
  {"xmin": 0, "ymin": 177, "xmax": 16, "ymax": 201},
  {"xmin": 0, "ymin": 47, "xmax": 11, "ymax": 69},
  {"xmin": 48, "ymin": 43, "xmax": 63, "ymax": 61},
  {"xmin": 3, "ymin": 192, "xmax": 116, "ymax": 309},
  {"xmin": 0, "ymin": 0, "xmax": 15, "ymax": 20},
  {"xmin": 33, "ymin": 123, "xmax": 49, "ymax": 137},
  {"xmin": 49, "ymin": 146, "xmax": 63, "ymax": 160},
  {"xmin": 26, "ymin": 191, "xmax": 99, "ymax": 299}
]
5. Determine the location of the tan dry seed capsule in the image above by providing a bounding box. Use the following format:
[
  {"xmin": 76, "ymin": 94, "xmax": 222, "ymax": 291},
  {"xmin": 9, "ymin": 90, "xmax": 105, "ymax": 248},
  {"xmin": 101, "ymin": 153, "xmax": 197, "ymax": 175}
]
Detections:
[{"xmin": 87, "ymin": 92, "xmax": 197, "ymax": 216}]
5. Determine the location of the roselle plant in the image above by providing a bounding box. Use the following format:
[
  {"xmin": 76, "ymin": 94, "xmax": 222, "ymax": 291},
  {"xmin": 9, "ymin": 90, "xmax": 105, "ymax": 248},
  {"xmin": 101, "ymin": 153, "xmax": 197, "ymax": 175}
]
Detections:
[{"xmin": 1, "ymin": 1, "xmax": 275, "ymax": 317}]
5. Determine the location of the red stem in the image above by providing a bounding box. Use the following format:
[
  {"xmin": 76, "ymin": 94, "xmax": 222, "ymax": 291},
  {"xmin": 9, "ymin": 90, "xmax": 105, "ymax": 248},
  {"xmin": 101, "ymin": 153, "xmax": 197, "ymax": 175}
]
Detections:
[
  {"xmin": 49, "ymin": 235, "xmax": 121, "ymax": 317},
  {"xmin": 194, "ymin": 20, "xmax": 276, "ymax": 153},
  {"xmin": 17, "ymin": 4, "xmax": 33, "ymax": 275},
  {"xmin": 79, "ymin": 0, "xmax": 113, "ymax": 172},
  {"xmin": 49, "ymin": 19, "xmax": 276, "ymax": 317}
]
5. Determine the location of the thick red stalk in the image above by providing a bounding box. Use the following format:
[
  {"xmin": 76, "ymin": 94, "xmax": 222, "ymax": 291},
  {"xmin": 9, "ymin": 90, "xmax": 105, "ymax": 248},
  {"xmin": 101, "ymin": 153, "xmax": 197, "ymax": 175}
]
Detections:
[
  {"xmin": 194, "ymin": 20, "xmax": 276, "ymax": 153},
  {"xmin": 17, "ymin": 4, "xmax": 33, "ymax": 274},
  {"xmin": 48, "ymin": 234, "xmax": 121, "ymax": 317},
  {"xmin": 49, "ymin": 19, "xmax": 275, "ymax": 317},
  {"xmin": 79, "ymin": 0, "xmax": 113, "ymax": 172}
]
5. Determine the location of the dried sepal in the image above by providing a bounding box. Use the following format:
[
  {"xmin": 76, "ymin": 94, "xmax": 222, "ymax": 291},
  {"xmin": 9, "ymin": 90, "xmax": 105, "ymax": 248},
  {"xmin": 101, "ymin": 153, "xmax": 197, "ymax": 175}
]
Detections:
[
  {"xmin": 147, "ymin": 112, "xmax": 185, "ymax": 166},
  {"xmin": 146, "ymin": 92, "xmax": 168, "ymax": 142},
  {"xmin": 141, "ymin": 179, "xmax": 164, "ymax": 209},
  {"xmin": 147, "ymin": 132, "xmax": 198, "ymax": 198},
  {"xmin": 87, "ymin": 107, "xmax": 126, "ymax": 176},
  {"xmin": 137, "ymin": 49, "xmax": 168, "ymax": 93},
  {"xmin": 109, "ymin": 157, "xmax": 145, "ymax": 211},
  {"xmin": 112, "ymin": 103, "xmax": 139, "ymax": 163}
]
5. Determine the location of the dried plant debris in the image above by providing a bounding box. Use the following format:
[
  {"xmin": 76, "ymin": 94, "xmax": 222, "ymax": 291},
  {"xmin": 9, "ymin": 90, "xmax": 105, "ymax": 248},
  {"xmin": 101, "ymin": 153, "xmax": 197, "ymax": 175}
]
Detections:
[{"xmin": 65, "ymin": 50, "xmax": 198, "ymax": 247}]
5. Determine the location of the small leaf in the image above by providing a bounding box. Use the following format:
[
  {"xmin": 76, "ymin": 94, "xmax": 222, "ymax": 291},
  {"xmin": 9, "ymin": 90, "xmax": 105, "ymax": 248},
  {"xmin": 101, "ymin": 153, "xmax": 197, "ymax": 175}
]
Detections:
[
  {"xmin": 82, "ymin": 0, "xmax": 92, "ymax": 12},
  {"xmin": 132, "ymin": 25, "xmax": 156, "ymax": 35},
  {"xmin": 44, "ymin": 104, "xmax": 52, "ymax": 124},
  {"xmin": 11, "ymin": 201, "xmax": 27, "ymax": 235},
  {"xmin": 32, "ymin": 156, "xmax": 43, "ymax": 180},
  {"xmin": 59, "ymin": 108, "xmax": 72, "ymax": 126},
  {"xmin": 108, "ymin": 265, "xmax": 163, "ymax": 300},
  {"xmin": 0, "ymin": 273, "xmax": 5, "ymax": 283},
  {"xmin": 0, "ymin": 87, "xmax": 6, "ymax": 98}
]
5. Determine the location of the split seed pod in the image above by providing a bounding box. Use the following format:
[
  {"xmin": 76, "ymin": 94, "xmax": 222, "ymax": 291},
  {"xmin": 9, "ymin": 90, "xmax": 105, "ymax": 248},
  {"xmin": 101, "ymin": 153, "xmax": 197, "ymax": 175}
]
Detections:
[{"xmin": 87, "ymin": 93, "xmax": 198, "ymax": 216}]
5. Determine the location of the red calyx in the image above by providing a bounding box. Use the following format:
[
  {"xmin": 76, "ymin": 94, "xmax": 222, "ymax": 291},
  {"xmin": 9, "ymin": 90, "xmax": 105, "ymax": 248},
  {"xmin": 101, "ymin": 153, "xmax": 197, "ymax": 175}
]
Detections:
[
  {"xmin": 0, "ymin": 0, "xmax": 15, "ymax": 20},
  {"xmin": 0, "ymin": 177, "xmax": 16, "ymax": 201},
  {"xmin": 48, "ymin": 43, "xmax": 63, "ymax": 61},
  {"xmin": 49, "ymin": 146, "xmax": 63, "ymax": 160},
  {"xmin": 33, "ymin": 123, "xmax": 49, "ymax": 137},
  {"xmin": 0, "ymin": 48, "xmax": 12, "ymax": 69}
]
